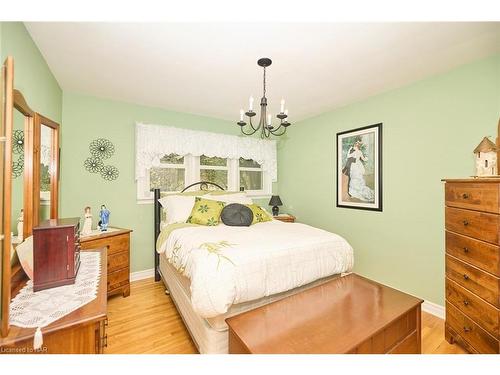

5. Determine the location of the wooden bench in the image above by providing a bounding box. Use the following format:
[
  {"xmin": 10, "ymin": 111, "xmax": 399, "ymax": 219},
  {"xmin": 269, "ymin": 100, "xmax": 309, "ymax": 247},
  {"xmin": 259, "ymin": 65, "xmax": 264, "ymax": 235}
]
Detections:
[{"xmin": 226, "ymin": 273, "xmax": 423, "ymax": 354}]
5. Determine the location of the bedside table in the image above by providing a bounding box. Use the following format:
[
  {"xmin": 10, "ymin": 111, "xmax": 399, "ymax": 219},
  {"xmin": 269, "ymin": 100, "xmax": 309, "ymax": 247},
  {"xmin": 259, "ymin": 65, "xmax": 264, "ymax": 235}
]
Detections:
[
  {"xmin": 80, "ymin": 227, "xmax": 132, "ymax": 298},
  {"xmin": 273, "ymin": 214, "xmax": 296, "ymax": 223}
]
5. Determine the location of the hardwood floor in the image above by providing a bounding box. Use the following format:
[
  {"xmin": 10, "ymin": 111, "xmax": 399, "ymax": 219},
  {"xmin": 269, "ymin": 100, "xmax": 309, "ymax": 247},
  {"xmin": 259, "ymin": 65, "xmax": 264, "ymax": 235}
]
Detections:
[
  {"xmin": 105, "ymin": 277, "xmax": 467, "ymax": 354},
  {"xmin": 105, "ymin": 277, "xmax": 197, "ymax": 354}
]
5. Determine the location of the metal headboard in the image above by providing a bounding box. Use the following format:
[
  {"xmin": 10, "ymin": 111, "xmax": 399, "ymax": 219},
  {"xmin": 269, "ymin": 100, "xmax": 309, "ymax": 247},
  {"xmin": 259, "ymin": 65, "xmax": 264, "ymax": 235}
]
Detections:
[
  {"xmin": 181, "ymin": 181, "xmax": 224, "ymax": 192},
  {"xmin": 153, "ymin": 181, "xmax": 225, "ymax": 281}
]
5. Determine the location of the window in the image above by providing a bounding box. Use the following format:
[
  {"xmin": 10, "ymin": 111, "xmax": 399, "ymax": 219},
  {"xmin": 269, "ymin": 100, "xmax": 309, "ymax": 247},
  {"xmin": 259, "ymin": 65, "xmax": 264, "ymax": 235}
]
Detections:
[
  {"xmin": 200, "ymin": 155, "xmax": 228, "ymax": 189},
  {"xmin": 137, "ymin": 154, "xmax": 271, "ymax": 202},
  {"xmin": 239, "ymin": 158, "xmax": 263, "ymax": 192},
  {"xmin": 141, "ymin": 153, "xmax": 185, "ymax": 199}
]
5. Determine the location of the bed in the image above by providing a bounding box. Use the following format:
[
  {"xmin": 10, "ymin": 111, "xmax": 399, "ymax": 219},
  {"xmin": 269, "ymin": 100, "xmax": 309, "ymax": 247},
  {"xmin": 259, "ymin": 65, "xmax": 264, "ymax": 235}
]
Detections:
[{"xmin": 153, "ymin": 182, "xmax": 354, "ymax": 354}]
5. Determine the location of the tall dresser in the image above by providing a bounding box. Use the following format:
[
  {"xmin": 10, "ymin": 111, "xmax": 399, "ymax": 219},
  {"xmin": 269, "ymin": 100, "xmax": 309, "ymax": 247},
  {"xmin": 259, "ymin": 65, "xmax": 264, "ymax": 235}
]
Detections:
[{"xmin": 444, "ymin": 179, "xmax": 500, "ymax": 353}]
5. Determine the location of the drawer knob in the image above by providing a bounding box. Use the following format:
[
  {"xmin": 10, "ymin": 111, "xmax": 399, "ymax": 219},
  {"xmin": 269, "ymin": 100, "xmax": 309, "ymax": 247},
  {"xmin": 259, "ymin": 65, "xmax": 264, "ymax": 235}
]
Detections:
[
  {"xmin": 462, "ymin": 220, "xmax": 469, "ymax": 226},
  {"xmin": 463, "ymin": 326, "xmax": 471, "ymax": 333},
  {"xmin": 462, "ymin": 193, "xmax": 469, "ymax": 199},
  {"xmin": 463, "ymin": 274, "xmax": 469, "ymax": 280},
  {"xmin": 463, "ymin": 300, "xmax": 469, "ymax": 306},
  {"xmin": 463, "ymin": 247, "xmax": 469, "ymax": 253}
]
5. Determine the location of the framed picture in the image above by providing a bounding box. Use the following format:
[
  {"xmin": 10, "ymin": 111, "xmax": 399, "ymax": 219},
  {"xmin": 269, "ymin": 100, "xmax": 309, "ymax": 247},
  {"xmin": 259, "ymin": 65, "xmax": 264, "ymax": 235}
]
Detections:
[{"xmin": 336, "ymin": 123, "xmax": 382, "ymax": 211}]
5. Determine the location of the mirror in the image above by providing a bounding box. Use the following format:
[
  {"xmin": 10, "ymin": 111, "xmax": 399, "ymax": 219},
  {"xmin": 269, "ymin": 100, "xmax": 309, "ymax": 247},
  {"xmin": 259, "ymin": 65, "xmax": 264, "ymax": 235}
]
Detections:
[
  {"xmin": 1, "ymin": 57, "xmax": 14, "ymax": 337},
  {"xmin": 34, "ymin": 114, "xmax": 59, "ymax": 225},
  {"xmin": 12, "ymin": 90, "xmax": 35, "ymax": 240},
  {"xmin": 0, "ymin": 58, "xmax": 60, "ymax": 338},
  {"xmin": 39, "ymin": 124, "xmax": 52, "ymax": 221},
  {"xmin": 11, "ymin": 110, "xmax": 24, "ymax": 248}
]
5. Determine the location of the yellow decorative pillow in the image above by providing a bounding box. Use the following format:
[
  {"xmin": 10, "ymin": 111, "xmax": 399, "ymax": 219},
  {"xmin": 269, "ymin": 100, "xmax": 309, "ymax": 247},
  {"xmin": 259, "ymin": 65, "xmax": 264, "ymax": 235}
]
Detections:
[
  {"xmin": 247, "ymin": 204, "xmax": 272, "ymax": 224},
  {"xmin": 187, "ymin": 197, "xmax": 225, "ymax": 226}
]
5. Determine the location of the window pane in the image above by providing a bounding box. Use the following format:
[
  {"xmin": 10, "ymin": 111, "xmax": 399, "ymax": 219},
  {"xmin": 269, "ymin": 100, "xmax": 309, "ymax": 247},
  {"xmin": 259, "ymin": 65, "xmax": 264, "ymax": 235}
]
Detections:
[
  {"xmin": 160, "ymin": 153, "xmax": 184, "ymax": 164},
  {"xmin": 200, "ymin": 155, "xmax": 227, "ymax": 167},
  {"xmin": 200, "ymin": 169, "xmax": 227, "ymax": 188},
  {"xmin": 239, "ymin": 157, "xmax": 261, "ymax": 168},
  {"xmin": 150, "ymin": 168, "xmax": 185, "ymax": 191},
  {"xmin": 240, "ymin": 170, "xmax": 263, "ymax": 190}
]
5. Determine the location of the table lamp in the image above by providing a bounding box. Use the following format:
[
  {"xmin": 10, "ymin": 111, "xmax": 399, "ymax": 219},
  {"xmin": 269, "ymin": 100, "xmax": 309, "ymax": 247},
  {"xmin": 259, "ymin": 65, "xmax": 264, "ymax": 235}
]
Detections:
[{"xmin": 268, "ymin": 195, "xmax": 283, "ymax": 216}]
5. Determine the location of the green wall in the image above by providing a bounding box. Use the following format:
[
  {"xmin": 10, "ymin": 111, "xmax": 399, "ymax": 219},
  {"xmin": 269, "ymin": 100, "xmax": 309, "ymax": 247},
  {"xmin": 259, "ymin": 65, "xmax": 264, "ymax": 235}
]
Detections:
[
  {"xmin": 1, "ymin": 22, "xmax": 62, "ymax": 122},
  {"xmin": 60, "ymin": 92, "xmax": 270, "ymax": 272},
  {"xmin": 278, "ymin": 54, "xmax": 500, "ymax": 306}
]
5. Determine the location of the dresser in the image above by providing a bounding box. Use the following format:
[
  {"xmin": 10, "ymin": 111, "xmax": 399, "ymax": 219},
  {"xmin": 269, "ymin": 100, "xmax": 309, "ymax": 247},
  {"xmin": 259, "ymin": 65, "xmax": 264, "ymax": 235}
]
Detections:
[
  {"xmin": 443, "ymin": 179, "xmax": 500, "ymax": 353},
  {"xmin": 0, "ymin": 249, "xmax": 107, "ymax": 354},
  {"xmin": 80, "ymin": 228, "xmax": 132, "ymax": 298}
]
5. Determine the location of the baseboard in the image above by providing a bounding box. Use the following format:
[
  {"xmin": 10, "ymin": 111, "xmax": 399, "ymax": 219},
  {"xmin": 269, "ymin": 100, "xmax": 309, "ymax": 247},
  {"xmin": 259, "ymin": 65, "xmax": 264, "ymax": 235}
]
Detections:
[
  {"xmin": 422, "ymin": 300, "xmax": 445, "ymax": 320},
  {"xmin": 130, "ymin": 268, "xmax": 155, "ymax": 282}
]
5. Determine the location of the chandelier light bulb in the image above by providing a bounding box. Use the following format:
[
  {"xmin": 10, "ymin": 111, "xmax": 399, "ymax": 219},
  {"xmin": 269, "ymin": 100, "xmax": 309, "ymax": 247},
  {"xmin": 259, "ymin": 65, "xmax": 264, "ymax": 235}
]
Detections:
[
  {"xmin": 249, "ymin": 96, "xmax": 254, "ymax": 111},
  {"xmin": 267, "ymin": 114, "xmax": 272, "ymax": 126},
  {"xmin": 280, "ymin": 99, "xmax": 285, "ymax": 113},
  {"xmin": 240, "ymin": 109, "xmax": 244, "ymax": 121}
]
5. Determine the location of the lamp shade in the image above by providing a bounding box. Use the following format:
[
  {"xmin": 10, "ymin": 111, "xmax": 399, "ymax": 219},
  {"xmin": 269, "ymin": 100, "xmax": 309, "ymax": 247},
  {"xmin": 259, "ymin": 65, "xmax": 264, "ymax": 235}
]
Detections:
[{"xmin": 269, "ymin": 195, "xmax": 283, "ymax": 206}]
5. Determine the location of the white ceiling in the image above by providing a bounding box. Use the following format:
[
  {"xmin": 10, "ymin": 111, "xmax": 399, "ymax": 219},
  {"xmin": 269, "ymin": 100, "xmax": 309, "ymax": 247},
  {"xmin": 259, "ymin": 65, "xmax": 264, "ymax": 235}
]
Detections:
[{"xmin": 25, "ymin": 22, "xmax": 500, "ymax": 123}]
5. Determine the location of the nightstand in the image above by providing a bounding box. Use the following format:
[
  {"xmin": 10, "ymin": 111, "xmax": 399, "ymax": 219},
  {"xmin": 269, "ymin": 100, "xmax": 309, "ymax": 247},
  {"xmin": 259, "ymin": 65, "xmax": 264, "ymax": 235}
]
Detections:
[
  {"xmin": 273, "ymin": 214, "xmax": 296, "ymax": 223},
  {"xmin": 80, "ymin": 227, "xmax": 132, "ymax": 298}
]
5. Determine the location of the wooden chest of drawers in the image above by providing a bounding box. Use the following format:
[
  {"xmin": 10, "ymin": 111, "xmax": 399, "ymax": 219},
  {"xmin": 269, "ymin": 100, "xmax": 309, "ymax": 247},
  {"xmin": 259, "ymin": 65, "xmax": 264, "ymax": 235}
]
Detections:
[
  {"xmin": 444, "ymin": 179, "xmax": 500, "ymax": 353},
  {"xmin": 80, "ymin": 228, "xmax": 132, "ymax": 298}
]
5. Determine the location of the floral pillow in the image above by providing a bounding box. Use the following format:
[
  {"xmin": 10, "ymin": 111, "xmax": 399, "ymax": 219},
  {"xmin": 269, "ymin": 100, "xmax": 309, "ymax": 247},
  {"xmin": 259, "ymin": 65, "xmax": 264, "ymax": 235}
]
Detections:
[
  {"xmin": 187, "ymin": 197, "xmax": 225, "ymax": 226},
  {"xmin": 247, "ymin": 204, "xmax": 272, "ymax": 224}
]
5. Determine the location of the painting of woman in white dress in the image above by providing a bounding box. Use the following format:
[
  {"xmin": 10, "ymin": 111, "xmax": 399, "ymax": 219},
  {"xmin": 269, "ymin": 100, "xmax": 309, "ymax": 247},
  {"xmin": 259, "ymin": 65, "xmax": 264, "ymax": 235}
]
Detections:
[{"xmin": 337, "ymin": 123, "xmax": 382, "ymax": 211}]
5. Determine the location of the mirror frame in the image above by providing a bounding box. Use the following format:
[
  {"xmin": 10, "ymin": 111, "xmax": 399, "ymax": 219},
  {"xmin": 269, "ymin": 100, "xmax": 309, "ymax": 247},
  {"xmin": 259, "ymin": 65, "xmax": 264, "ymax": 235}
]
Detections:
[
  {"xmin": 1, "ymin": 57, "xmax": 14, "ymax": 338},
  {"xmin": 33, "ymin": 113, "xmax": 59, "ymax": 225},
  {"xmin": 0, "ymin": 61, "xmax": 61, "ymax": 338}
]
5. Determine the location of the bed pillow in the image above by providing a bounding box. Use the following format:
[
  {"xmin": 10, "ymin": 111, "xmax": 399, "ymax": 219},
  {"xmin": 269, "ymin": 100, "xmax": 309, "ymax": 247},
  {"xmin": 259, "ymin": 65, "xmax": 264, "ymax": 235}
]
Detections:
[
  {"xmin": 15, "ymin": 236, "xmax": 34, "ymax": 280},
  {"xmin": 187, "ymin": 197, "xmax": 225, "ymax": 226},
  {"xmin": 205, "ymin": 192, "xmax": 253, "ymax": 205},
  {"xmin": 158, "ymin": 195, "xmax": 197, "ymax": 225},
  {"xmin": 220, "ymin": 203, "xmax": 253, "ymax": 226},
  {"xmin": 247, "ymin": 204, "xmax": 273, "ymax": 225}
]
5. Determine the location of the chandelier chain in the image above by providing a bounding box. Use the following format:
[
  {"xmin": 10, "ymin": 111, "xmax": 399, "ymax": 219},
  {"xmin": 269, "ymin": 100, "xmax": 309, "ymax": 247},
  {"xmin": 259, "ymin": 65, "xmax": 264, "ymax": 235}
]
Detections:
[{"xmin": 263, "ymin": 67, "xmax": 266, "ymax": 98}]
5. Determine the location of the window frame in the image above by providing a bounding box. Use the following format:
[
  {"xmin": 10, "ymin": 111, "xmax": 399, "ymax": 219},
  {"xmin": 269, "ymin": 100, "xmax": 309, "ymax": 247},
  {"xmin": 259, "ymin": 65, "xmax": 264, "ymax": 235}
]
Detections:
[
  {"xmin": 238, "ymin": 159, "xmax": 266, "ymax": 196},
  {"xmin": 198, "ymin": 155, "xmax": 231, "ymax": 190},
  {"xmin": 137, "ymin": 154, "xmax": 271, "ymax": 203}
]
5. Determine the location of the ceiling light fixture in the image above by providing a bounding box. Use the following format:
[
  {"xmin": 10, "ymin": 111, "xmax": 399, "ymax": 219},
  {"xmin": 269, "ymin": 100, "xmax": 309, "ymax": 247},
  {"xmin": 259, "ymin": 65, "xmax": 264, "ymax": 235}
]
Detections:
[{"xmin": 237, "ymin": 58, "xmax": 291, "ymax": 138}]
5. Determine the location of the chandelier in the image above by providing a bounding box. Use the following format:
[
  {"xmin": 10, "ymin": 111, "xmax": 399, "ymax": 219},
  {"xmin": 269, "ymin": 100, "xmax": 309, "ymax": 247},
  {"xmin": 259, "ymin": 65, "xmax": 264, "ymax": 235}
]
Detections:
[{"xmin": 237, "ymin": 58, "xmax": 291, "ymax": 138}]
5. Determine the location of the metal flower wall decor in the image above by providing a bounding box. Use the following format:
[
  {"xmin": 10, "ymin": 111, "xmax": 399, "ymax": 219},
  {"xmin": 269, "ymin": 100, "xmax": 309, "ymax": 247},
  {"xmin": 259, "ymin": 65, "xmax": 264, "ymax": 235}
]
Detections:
[
  {"xmin": 90, "ymin": 138, "xmax": 115, "ymax": 159},
  {"xmin": 84, "ymin": 138, "xmax": 119, "ymax": 181},
  {"xmin": 12, "ymin": 130, "xmax": 24, "ymax": 178}
]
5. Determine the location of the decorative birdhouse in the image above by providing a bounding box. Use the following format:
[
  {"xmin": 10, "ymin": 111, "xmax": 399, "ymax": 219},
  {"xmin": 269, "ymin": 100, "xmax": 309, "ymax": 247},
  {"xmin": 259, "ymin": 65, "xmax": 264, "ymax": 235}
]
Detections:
[{"xmin": 474, "ymin": 136, "xmax": 497, "ymax": 176}]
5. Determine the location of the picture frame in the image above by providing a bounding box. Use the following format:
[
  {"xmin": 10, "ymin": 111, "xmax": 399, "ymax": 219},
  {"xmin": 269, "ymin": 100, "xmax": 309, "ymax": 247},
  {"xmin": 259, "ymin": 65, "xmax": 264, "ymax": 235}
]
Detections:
[{"xmin": 336, "ymin": 123, "xmax": 382, "ymax": 211}]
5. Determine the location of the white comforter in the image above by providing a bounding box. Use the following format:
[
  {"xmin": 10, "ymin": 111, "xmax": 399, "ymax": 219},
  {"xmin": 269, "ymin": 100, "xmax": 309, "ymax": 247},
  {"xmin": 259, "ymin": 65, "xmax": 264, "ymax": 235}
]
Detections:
[{"xmin": 157, "ymin": 220, "xmax": 354, "ymax": 318}]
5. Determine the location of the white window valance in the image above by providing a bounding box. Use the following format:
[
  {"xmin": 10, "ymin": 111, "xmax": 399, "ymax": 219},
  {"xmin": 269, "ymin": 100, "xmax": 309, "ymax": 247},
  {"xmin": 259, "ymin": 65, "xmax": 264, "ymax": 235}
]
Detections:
[{"xmin": 135, "ymin": 122, "xmax": 278, "ymax": 181}]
